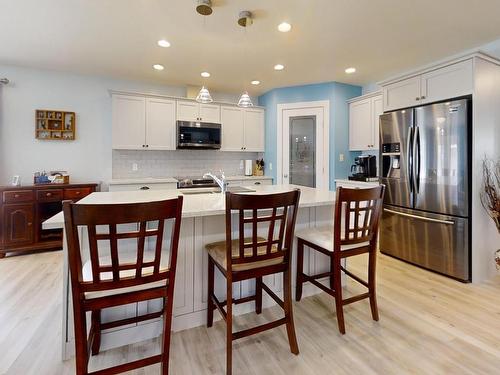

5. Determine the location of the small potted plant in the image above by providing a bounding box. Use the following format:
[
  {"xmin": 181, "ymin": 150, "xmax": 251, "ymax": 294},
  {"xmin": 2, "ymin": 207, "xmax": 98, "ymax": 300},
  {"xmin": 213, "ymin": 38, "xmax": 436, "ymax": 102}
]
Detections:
[{"xmin": 480, "ymin": 157, "xmax": 500, "ymax": 268}]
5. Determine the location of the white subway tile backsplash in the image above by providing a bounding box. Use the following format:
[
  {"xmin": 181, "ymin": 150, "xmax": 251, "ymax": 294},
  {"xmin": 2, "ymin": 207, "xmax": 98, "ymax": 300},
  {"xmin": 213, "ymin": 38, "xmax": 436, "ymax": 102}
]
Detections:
[{"xmin": 112, "ymin": 150, "xmax": 261, "ymax": 178}]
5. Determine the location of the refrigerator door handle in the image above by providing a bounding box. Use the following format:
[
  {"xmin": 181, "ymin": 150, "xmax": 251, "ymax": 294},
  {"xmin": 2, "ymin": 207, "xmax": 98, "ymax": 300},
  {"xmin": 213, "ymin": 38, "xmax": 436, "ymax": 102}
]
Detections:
[
  {"xmin": 384, "ymin": 208, "xmax": 455, "ymax": 225},
  {"xmin": 406, "ymin": 126, "xmax": 413, "ymax": 194},
  {"xmin": 413, "ymin": 126, "xmax": 421, "ymax": 194}
]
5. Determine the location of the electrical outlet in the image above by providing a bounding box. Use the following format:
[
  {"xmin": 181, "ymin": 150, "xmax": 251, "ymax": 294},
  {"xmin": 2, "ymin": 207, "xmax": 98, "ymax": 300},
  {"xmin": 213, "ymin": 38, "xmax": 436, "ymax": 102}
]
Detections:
[
  {"xmin": 339, "ymin": 153, "xmax": 345, "ymax": 162},
  {"xmin": 132, "ymin": 163, "xmax": 138, "ymax": 171},
  {"xmin": 239, "ymin": 160, "xmax": 244, "ymax": 170}
]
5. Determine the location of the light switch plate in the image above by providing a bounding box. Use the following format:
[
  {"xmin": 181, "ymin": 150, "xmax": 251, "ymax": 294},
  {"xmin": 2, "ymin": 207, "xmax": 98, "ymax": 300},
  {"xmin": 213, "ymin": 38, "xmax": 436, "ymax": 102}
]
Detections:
[
  {"xmin": 132, "ymin": 163, "xmax": 138, "ymax": 171},
  {"xmin": 339, "ymin": 153, "xmax": 345, "ymax": 162}
]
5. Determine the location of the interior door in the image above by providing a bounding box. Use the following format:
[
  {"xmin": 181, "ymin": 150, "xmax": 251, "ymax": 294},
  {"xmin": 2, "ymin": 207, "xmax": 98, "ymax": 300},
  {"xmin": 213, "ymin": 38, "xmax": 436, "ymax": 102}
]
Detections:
[
  {"xmin": 282, "ymin": 107, "xmax": 326, "ymax": 189},
  {"xmin": 414, "ymin": 99, "xmax": 469, "ymax": 217},
  {"xmin": 145, "ymin": 98, "xmax": 176, "ymax": 150},
  {"xmin": 379, "ymin": 109, "xmax": 414, "ymax": 208}
]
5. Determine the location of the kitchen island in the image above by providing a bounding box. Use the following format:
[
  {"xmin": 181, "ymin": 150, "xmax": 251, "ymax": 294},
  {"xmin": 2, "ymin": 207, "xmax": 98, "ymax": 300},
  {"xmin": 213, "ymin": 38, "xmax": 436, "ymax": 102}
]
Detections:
[{"xmin": 43, "ymin": 184, "xmax": 336, "ymax": 359}]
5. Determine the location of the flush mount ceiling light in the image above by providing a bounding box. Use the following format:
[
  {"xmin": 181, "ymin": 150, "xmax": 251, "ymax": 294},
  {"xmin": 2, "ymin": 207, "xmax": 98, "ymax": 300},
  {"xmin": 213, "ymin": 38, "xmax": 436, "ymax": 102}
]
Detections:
[
  {"xmin": 274, "ymin": 64, "xmax": 285, "ymax": 71},
  {"xmin": 201, "ymin": 71, "xmax": 211, "ymax": 78},
  {"xmin": 345, "ymin": 67, "xmax": 356, "ymax": 74},
  {"xmin": 196, "ymin": 0, "xmax": 213, "ymax": 16},
  {"xmin": 278, "ymin": 22, "xmax": 292, "ymax": 32},
  {"xmin": 238, "ymin": 91, "xmax": 253, "ymax": 108},
  {"xmin": 196, "ymin": 86, "xmax": 213, "ymax": 103},
  {"xmin": 153, "ymin": 64, "xmax": 164, "ymax": 71},
  {"xmin": 251, "ymin": 80, "xmax": 260, "ymax": 85},
  {"xmin": 157, "ymin": 39, "xmax": 171, "ymax": 48}
]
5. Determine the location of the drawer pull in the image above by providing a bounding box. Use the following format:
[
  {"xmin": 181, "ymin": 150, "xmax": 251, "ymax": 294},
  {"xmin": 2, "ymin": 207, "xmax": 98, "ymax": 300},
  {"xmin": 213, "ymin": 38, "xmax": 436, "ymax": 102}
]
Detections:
[
  {"xmin": 46, "ymin": 192, "xmax": 52, "ymax": 197},
  {"xmin": 14, "ymin": 194, "xmax": 20, "ymax": 198},
  {"xmin": 140, "ymin": 186, "xmax": 150, "ymax": 190},
  {"xmin": 254, "ymin": 182, "xmax": 261, "ymax": 185},
  {"xmin": 75, "ymin": 191, "xmax": 81, "ymax": 195}
]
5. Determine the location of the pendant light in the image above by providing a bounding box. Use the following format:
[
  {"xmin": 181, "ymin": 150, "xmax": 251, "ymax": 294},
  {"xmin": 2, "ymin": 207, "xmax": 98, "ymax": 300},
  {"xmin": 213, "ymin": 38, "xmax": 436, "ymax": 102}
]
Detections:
[
  {"xmin": 237, "ymin": 11, "xmax": 254, "ymax": 108},
  {"xmin": 196, "ymin": 86, "xmax": 213, "ymax": 103},
  {"xmin": 195, "ymin": 0, "xmax": 213, "ymax": 104}
]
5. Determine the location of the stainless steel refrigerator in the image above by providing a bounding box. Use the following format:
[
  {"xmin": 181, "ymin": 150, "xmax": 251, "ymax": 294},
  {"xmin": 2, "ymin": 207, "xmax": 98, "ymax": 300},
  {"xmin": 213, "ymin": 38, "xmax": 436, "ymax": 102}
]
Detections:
[{"xmin": 379, "ymin": 98, "xmax": 471, "ymax": 281}]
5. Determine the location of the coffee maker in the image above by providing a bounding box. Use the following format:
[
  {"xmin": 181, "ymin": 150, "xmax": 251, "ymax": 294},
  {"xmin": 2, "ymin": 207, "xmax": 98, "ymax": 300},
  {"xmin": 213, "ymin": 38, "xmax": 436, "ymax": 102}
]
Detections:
[{"xmin": 349, "ymin": 155, "xmax": 378, "ymax": 181}]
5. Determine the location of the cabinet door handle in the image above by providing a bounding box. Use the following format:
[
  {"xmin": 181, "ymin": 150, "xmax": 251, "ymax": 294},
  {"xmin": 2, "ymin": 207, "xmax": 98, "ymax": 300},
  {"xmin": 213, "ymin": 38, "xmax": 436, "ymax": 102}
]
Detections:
[
  {"xmin": 27, "ymin": 222, "xmax": 32, "ymax": 226},
  {"xmin": 421, "ymin": 95, "xmax": 426, "ymax": 100},
  {"xmin": 415, "ymin": 97, "xmax": 420, "ymax": 101}
]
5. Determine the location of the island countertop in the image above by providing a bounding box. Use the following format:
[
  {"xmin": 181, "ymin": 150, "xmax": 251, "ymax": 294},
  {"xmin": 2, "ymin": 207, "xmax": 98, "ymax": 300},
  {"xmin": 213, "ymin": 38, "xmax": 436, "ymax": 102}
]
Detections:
[{"xmin": 43, "ymin": 184, "xmax": 336, "ymax": 229}]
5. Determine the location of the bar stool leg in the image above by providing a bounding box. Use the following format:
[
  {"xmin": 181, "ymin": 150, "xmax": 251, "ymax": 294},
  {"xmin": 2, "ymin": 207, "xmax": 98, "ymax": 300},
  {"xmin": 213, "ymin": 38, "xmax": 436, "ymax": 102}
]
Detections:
[
  {"xmin": 295, "ymin": 240, "xmax": 304, "ymax": 301},
  {"xmin": 226, "ymin": 279, "xmax": 233, "ymax": 375},
  {"xmin": 90, "ymin": 310, "xmax": 101, "ymax": 355},
  {"xmin": 368, "ymin": 249, "xmax": 379, "ymax": 321},
  {"xmin": 283, "ymin": 269, "xmax": 299, "ymax": 354},
  {"xmin": 332, "ymin": 253, "xmax": 346, "ymax": 334},
  {"xmin": 255, "ymin": 276, "xmax": 263, "ymax": 314},
  {"xmin": 74, "ymin": 305, "xmax": 89, "ymax": 375},
  {"xmin": 207, "ymin": 257, "xmax": 215, "ymax": 327},
  {"xmin": 161, "ymin": 287, "xmax": 175, "ymax": 374}
]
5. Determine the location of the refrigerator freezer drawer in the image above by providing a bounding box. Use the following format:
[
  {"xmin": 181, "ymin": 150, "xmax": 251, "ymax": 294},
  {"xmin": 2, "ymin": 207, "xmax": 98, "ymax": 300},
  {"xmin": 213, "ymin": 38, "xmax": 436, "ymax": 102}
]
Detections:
[{"xmin": 379, "ymin": 205, "xmax": 469, "ymax": 281}]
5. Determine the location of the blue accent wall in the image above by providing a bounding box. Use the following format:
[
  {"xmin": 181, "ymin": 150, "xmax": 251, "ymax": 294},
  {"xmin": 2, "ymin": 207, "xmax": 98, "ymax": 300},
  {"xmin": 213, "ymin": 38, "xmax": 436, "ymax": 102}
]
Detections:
[{"xmin": 258, "ymin": 82, "xmax": 362, "ymax": 190}]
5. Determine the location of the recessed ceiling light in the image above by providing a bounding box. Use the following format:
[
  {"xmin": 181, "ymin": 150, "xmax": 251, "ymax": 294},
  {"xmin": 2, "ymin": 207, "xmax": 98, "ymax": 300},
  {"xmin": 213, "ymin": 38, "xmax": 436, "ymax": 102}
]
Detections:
[
  {"xmin": 251, "ymin": 80, "xmax": 260, "ymax": 85},
  {"xmin": 201, "ymin": 72, "xmax": 211, "ymax": 78},
  {"xmin": 278, "ymin": 22, "xmax": 292, "ymax": 32},
  {"xmin": 153, "ymin": 64, "xmax": 164, "ymax": 71},
  {"xmin": 157, "ymin": 39, "xmax": 171, "ymax": 48},
  {"xmin": 345, "ymin": 67, "xmax": 356, "ymax": 74},
  {"xmin": 274, "ymin": 64, "xmax": 284, "ymax": 71}
]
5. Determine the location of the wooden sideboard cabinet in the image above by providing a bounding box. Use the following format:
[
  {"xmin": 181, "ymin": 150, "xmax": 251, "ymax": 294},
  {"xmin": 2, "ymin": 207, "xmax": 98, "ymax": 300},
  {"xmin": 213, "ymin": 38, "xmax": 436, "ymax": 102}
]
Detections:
[{"xmin": 0, "ymin": 183, "xmax": 98, "ymax": 258}]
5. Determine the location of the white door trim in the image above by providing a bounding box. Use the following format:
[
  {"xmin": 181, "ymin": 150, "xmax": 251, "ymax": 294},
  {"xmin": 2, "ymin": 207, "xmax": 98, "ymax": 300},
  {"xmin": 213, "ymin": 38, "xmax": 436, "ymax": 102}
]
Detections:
[{"xmin": 276, "ymin": 100, "xmax": 330, "ymax": 188}]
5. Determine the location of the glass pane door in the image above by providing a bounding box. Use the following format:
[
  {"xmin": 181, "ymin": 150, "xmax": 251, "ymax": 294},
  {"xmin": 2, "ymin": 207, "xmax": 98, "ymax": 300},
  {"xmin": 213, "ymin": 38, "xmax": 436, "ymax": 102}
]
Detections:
[{"xmin": 289, "ymin": 116, "xmax": 316, "ymax": 187}]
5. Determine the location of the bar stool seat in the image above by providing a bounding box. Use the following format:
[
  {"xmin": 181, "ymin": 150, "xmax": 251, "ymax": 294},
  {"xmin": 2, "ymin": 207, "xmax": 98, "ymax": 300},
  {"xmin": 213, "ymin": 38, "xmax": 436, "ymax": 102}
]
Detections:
[
  {"xmin": 295, "ymin": 227, "xmax": 370, "ymax": 252},
  {"xmin": 82, "ymin": 252, "xmax": 169, "ymax": 299},
  {"xmin": 205, "ymin": 237, "xmax": 282, "ymax": 271}
]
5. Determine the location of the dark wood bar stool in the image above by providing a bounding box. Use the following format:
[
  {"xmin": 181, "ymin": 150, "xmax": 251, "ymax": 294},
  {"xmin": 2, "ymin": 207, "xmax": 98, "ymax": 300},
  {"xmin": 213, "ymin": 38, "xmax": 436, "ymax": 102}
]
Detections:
[
  {"xmin": 295, "ymin": 186, "xmax": 385, "ymax": 334},
  {"xmin": 205, "ymin": 190, "xmax": 301, "ymax": 375},
  {"xmin": 63, "ymin": 197, "xmax": 183, "ymax": 375}
]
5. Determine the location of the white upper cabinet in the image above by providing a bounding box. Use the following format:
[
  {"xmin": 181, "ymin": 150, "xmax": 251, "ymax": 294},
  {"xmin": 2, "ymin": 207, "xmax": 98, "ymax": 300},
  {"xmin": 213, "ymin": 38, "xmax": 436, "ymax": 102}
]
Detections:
[
  {"xmin": 145, "ymin": 98, "xmax": 176, "ymax": 150},
  {"xmin": 349, "ymin": 93, "xmax": 382, "ymax": 151},
  {"xmin": 349, "ymin": 98, "xmax": 372, "ymax": 151},
  {"xmin": 220, "ymin": 106, "xmax": 265, "ymax": 152},
  {"xmin": 420, "ymin": 59, "xmax": 473, "ymax": 104},
  {"xmin": 382, "ymin": 59, "xmax": 474, "ymax": 111},
  {"xmin": 176, "ymin": 100, "xmax": 199, "ymax": 122},
  {"xmin": 383, "ymin": 76, "xmax": 421, "ymax": 112},
  {"xmin": 112, "ymin": 95, "xmax": 146, "ymax": 149},
  {"xmin": 176, "ymin": 100, "xmax": 221, "ymax": 123},
  {"xmin": 112, "ymin": 94, "xmax": 175, "ymax": 150},
  {"xmin": 243, "ymin": 108, "xmax": 265, "ymax": 152},
  {"xmin": 221, "ymin": 106, "xmax": 245, "ymax": 151},
  {"xmin": 199, "ymin": 103, "xmax": 221, "ymax": 123}
]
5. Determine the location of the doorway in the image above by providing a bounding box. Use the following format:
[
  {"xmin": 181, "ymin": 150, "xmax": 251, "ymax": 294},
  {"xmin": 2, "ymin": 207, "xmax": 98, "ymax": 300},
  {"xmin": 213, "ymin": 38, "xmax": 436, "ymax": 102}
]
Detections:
[{"xmin": 277, "ymin": 101, "xmax": 329, "ymax": 189}]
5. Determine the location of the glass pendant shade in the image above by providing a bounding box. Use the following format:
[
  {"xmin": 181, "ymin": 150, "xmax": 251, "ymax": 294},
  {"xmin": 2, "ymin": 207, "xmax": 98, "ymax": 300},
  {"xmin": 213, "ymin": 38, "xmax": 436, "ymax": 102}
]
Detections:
[
  {"xmin": 237, "ymin": 91, "xmax": 253, "ymax": 107},
  {"xmin": 196, "ymin": 86, "xmax": 213, "ymax": 103}
]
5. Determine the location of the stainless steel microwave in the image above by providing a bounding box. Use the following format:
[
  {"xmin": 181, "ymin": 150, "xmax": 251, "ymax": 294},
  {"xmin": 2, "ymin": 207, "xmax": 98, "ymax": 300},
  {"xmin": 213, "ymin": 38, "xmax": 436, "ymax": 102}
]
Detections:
[{"xmin": 176, "ymin": 121, "xmax": 221, "ymax": 149}]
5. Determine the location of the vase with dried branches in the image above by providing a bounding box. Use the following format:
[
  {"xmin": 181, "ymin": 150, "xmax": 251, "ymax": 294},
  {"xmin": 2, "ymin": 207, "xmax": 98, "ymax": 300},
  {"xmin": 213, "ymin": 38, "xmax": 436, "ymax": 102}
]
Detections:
[{"xmin": 480, "ymin": 157, "xmax": 500, "ymax": 268}]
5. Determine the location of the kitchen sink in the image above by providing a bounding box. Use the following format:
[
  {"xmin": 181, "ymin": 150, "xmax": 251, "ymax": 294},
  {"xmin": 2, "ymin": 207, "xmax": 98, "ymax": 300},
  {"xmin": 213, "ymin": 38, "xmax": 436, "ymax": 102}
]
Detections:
[{"xmin": 180, "ymin": 186, "xmax": 255, "ymax": 195}]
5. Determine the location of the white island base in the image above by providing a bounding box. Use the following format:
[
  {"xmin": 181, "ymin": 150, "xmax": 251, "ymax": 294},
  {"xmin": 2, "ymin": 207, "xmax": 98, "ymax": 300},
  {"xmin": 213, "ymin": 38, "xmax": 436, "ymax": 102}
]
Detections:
[{"xmin": 43, "ymin": 184, "xmax": 337, "ymax": 360}]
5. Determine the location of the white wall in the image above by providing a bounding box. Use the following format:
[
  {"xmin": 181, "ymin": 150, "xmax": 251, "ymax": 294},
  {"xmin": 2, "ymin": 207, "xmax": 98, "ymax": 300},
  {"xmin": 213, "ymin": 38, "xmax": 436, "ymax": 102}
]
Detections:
[{"xmin": 0, "ymin": 64, "xmax": 243, "ymax": 186}]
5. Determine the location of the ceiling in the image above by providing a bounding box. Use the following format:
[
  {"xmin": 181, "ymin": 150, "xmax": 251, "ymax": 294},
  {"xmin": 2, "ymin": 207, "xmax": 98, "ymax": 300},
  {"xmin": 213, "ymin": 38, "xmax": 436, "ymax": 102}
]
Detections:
[{"xmin": 2, "ymin": 0, "xmax": 500, "ymax": 95}]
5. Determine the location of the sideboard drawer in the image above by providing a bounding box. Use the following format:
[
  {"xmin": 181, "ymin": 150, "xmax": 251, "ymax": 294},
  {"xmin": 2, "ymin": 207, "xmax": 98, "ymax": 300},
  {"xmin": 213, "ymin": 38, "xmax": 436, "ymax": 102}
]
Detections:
[
  {"xmin": 37, "ymin": 189, "xmax": 63, "ymax": 202},
  {"xmin": 3, "ymin": 190, "xmax": 34, "ymax": 203},
  {"xmin": 64, "ymin": 187, "xmax": 92, "ymax": 200}
]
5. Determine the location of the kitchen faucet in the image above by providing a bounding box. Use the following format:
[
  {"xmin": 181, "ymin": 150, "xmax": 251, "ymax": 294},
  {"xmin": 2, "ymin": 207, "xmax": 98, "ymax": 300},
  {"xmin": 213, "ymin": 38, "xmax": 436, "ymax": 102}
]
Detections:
[{"xmin": 203, "ymin": 170, "xmax": 227, "ymax": 193}]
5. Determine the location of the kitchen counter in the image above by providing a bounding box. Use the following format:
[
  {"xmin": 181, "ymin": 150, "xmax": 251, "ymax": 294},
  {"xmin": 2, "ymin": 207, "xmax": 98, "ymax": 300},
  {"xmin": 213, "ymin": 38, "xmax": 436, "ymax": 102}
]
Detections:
[
  {"xmin": 335, "ymin": 178, "xmax": 380, "ymax": 188},
  {"xmin": 45, "ymin": 184, "xmax": 335, "ymax": 359}
]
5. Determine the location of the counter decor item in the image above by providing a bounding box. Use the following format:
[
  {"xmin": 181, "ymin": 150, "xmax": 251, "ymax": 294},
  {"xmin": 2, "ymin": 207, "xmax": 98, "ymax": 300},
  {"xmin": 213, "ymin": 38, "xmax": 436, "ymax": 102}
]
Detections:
[
  {"xmin": 244, "ymin": 159, "xmax": 253, "ymax": 176},
  {"xmin": 34, "ymin": 170, "xmax": 70, "ymax": 184},
  {"xmin": 254, "ymin": 158, "xmax": 264, "ymax": 176},
  {"xmin": 35, "ymin": 109, "xmax": 75, "ymax": 140},
  {"xmin": 480, "ymin": 158, "xmax": 500, "ymax": 268}
]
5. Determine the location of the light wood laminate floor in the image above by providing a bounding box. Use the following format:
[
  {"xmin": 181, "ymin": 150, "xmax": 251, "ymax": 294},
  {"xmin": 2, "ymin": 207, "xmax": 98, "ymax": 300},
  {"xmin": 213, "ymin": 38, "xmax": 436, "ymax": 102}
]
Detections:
[{"xmin": 1, "ymin": 250, "xmax": 500, "ymax": 375}]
